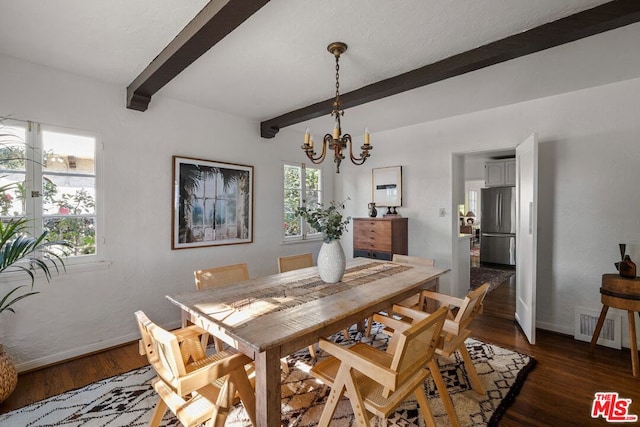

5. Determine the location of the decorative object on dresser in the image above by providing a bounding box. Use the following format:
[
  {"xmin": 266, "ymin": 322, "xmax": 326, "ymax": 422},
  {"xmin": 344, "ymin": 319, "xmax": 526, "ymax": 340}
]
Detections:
[
  {"xmin": 301, "ymin": 42, "xmax": 372, "ymax": 173},
  {"xmin": 367, "ymin": 202, "xmax": 377, "ymax": 218},
  {"xmin": 353, "ymin": 217, "xmax": 408, "ymax": 260}
]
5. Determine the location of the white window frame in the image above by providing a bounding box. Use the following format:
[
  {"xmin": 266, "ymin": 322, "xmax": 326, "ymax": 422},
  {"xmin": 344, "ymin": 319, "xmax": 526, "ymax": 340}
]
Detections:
[
  {"xmin": 283, "ymin": 162, "xmax": 322, "ymax": 242},
  {"xmin": 0, "ymin": 118, "xmax": 105, "ymax": 268}
]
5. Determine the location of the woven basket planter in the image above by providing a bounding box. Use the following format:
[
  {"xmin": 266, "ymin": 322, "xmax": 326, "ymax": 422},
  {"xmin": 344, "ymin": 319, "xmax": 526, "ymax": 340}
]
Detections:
[{"xmin": 0, "ymin": 345, "xmax": 17, "ymax": 402}]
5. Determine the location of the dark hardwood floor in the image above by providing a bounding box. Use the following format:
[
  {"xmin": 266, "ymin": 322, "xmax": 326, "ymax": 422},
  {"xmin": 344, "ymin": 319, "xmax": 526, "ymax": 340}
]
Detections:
[{"xmin": 2, "ymin": 262, "xmax": 639, "ymax": 425}]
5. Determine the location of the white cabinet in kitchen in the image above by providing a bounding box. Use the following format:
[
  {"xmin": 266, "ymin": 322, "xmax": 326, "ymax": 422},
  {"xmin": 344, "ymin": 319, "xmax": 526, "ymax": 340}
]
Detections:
[{"xmin": 484, "ymin": 159, "xmax": 515, "ymax": 187}]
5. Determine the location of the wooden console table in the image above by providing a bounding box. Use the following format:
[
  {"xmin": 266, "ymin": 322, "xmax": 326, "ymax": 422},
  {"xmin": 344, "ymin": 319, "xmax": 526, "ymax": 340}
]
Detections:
[{"xmin": 589, "ymin": 274, "xmax": 640, "ymax": 378}]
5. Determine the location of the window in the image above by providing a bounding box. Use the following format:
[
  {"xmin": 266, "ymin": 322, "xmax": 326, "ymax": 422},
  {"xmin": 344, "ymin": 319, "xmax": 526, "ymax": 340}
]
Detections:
[
  {"xmin": 0, "ymin": 119, "xmax": 101, "ymax": 263},
  {"xmin": 468, "ymin": 189, "xmax": 478, "ymax": 217},
  {"xmin": 283, "ymin": 162, "xmax": 322, "ymax": 241}
]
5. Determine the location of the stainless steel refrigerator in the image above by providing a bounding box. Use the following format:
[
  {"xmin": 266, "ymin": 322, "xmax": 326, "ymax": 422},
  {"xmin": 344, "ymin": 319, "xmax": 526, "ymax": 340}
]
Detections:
[{"xmin": 480, "ymin": 187, "xmax": 516, "ymax": 265}]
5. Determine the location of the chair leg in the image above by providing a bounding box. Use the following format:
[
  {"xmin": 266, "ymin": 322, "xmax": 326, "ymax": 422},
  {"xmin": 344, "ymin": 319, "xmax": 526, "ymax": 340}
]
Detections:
[
  {"xmin": 318, "ymin": 367, "xmax": 350, "ymax": 427},
  {"xmin": 308, "ymin": 344, "xmax": 317, "ymax": 359},
  {"xmin": 365, "ymin": 315, "xmax": 373, "ymax": 337},
  {"xmin": 280, "ymin": 358, "xmax": 290, "ymax": 374},
  {"xmin": 149, "ymin": 397, "xmax": 168, "ymax": 427},
  {"xmin": 213, "ymin": 336, "xmax": 224, "ymax": 352},
  {"xmin": 230, "ymin": 369, "xmax": 257, "ymax": 427},
  {"xmin": 458, "ymin": 345, "xmax": 485, "ymax": 395},
  {"xmin": 343, "ymin": 328, "xmax": 351, "ymax": 341},
  {"xmin": 210, "ymin": 377, "xmax": 235, "ymax": 427},
  {"xmin": 414, "ymin": 386, "xmax": 437, "ymax": 427},
  {"xmin": 342, "ymin": 368, "xmax": 370, "ymax": 427},
  {"xmin": 428, "ymin": 359, "xmax": 460, "ymax": 427}
]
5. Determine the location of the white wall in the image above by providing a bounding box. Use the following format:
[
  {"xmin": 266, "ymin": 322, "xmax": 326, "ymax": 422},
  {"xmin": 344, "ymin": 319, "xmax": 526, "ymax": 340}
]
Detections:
[
  {"xmin": 329, "ymin": 77, "xmax": 640, "ymax": 346},
  {"xmin": 2, "ymin": 20, "xmax": 640, "ymax": 370},
  {"xmin": 0, "ymin": 54, "xmax": 333, "ymax": 370}
]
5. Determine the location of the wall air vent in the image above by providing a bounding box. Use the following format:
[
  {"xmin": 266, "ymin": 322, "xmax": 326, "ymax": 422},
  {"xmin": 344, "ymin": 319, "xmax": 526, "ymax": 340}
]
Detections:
[{"xmin": 574, "ymin": 307, "xmax": 621, "ymax": 350}]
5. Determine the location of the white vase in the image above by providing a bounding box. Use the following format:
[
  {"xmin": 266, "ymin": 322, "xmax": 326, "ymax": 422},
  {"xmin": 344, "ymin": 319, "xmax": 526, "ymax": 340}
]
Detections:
[{"xmin": 317, "ymin": 240, "xmax": 346, "ymax": 283}]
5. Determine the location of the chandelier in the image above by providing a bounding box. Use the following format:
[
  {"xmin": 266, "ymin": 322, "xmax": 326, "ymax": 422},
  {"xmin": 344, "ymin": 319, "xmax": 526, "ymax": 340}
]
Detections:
[{"xmin": 301, "ymin": 42, "xmax": 372, "ymax": 173}]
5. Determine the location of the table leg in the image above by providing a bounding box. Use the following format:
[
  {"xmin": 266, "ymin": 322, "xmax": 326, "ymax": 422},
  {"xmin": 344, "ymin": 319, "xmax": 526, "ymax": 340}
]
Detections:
[
  {"xmin": 589, "ymin": 305, "xmax": 609, "ymax": 351},
  {"xmin": 254, "ymin": 349, "xmax": 282, "ymax": 427},
  {"xmin": 628, "ymin": 311, "xmax": 638, "ymax": 378}
]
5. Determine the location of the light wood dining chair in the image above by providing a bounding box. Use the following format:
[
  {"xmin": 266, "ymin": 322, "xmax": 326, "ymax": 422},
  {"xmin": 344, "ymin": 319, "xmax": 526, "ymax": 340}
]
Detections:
[
  {"xmin": 364, "ymin": 254, "xmax": 436, "ymax": 337},
  {"xmin": 310, "ymin": 306, "xmax": 449, "ymax": 427},
  {"xmin": 277, "ymin": 253, "xmax": 314, "ymax": 274},
  {"xmin": 135, "ymin": 310, "xmax": 257, "ymax": 427},
  {"xmin": 390, "ymin": 282, "xmax": 491, "ymax": 424},
  {"xmin": 195, "ymin": 263, "xmax": 249, "ymax": 290},
  {"xmin": 184, "ymin": 263, "xmax": 250, "ymax": 352}
]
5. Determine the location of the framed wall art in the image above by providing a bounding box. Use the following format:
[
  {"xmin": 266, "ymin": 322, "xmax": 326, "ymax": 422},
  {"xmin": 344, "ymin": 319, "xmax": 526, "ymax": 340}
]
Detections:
[
  {"xmin": 372, "ymin": 166, "xmax": 402, "ymax": 207},
  {"xmin": 172, "ymin": 156, "xmax": 253, "ymax": 249}
]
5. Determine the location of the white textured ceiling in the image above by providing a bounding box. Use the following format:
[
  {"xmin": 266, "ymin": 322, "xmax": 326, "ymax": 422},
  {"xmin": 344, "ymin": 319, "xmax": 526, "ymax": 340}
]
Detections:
[{"xmin": 0, "ymin": 0, "xmax": 628, "ymax": 132}]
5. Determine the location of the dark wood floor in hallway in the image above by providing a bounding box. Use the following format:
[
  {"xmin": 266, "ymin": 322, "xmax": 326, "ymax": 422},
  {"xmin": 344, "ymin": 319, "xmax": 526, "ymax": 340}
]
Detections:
[{"xmin": 1, "ymin": 271, "xmax": 639, "ymax": 426}]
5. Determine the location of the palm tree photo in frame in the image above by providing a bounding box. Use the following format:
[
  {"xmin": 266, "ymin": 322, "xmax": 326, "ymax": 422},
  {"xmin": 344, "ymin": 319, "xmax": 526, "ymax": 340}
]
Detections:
[
  {"xmin": 372, "ymin": 166, "xmax": 402, "ymax": 207},
  {"xmin": 172, "ymin": 156, "xmax": 253, "ymax": 249}
]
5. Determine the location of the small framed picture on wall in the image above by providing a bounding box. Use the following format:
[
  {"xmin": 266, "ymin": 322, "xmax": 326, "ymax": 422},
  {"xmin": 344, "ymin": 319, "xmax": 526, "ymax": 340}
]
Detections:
[{"xmin": 372, "ymin": 166, "xmax": 402, "ymax": 207}]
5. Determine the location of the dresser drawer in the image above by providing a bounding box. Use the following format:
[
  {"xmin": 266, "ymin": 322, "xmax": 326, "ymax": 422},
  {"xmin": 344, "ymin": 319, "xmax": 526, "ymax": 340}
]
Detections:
[
  {"xmin": 353, "ymin": 249, "xmax": 392, "ymax": 261},
  {"xmin": 353, "ymin": 233, "xmax": 392, "ymax": 252}
]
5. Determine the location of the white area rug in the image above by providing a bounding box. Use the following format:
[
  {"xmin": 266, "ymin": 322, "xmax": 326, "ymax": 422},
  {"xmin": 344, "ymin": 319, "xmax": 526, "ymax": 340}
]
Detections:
[{"xmin": 0, "ymin": 325, "xmax": 535, "ymax": 426}]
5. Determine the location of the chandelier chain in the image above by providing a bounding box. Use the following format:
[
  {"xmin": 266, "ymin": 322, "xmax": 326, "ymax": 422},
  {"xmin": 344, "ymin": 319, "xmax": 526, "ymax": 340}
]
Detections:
[{"xmin": 335, "ymin": 55, "xmax": 340, "ymax": 101}]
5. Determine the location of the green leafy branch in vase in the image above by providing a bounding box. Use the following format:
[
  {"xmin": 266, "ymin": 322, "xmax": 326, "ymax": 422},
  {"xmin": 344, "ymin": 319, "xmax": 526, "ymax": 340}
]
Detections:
[{"xmin": 295, "ymin": 199, "xmax": 351, "ymax": 243}]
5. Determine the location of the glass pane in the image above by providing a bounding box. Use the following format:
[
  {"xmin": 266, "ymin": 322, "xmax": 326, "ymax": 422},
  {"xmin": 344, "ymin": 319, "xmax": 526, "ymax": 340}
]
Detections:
[
  {"xmin": 284, "ymin": 189, "xmax": 300, "ymax": 211},
  {"xmin": 43, "ymin": 131, "xmax": 95, "ymax": 174},
  {"xmin": 284, "ymin": 164, "xmax": 301, "ymax": 189},
  {"xmin": 43, "ymin": 216, "xmax": 95, "ymax": 255},
  {"xmin": 305, "ymin": 190, "xmax": 320, "ymax": 207},
  {"xmin": 42, "ymin": 131, "xmax": 96, "ymax": 214},
  {"xmin": 305, "ymin": 168, "xmax": 320, "ymax": 191},
  {"xmin": 42, "ymin": 176, "xmax": 95, "ymax": 215},
  {"xmin": 284, "ymin": 213, "xmax": 301, "ymax": 237},
  {"xmin": 42, "ymin": 130, "xmax": 96, "ymax": 256},
  {"xmin": 0, "ymin": 125, "xmax": 27, "ymax": 217}
]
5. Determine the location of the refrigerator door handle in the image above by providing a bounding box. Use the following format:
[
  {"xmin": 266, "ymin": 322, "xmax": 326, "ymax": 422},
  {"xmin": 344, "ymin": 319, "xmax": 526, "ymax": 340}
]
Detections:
[
  {"xmin": 498, "ymin": 193, "xmax": 502, "ymax": 230},
  {"xmin": 495, "ymin": 194, "xmax": 500, "ymax": 231},
  {"xmin": 482, "ymin": 232, "xmax": 516, "ymax": 237}
]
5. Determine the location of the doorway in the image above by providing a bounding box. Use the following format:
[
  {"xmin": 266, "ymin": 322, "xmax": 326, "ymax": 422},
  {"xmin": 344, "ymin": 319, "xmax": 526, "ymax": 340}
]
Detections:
[{"xmin": 452, "ymin": 148, "xmax": 516, "ymax": 316}]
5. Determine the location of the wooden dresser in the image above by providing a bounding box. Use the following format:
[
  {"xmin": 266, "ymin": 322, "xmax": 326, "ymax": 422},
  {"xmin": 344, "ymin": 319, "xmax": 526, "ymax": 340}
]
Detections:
[{"xmin": 353, "ymin": 217, "xmax": 408, "ymax": 260}]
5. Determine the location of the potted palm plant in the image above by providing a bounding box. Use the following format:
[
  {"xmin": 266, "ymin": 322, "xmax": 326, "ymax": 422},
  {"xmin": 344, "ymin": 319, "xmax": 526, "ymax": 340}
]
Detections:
[
  {"xmin": 0, "ymin": 125, "xmax": 71, "ymax": 402},
  {"xmin": 295, "ymin": 200, "xmax": 350, "ymax": 283}
]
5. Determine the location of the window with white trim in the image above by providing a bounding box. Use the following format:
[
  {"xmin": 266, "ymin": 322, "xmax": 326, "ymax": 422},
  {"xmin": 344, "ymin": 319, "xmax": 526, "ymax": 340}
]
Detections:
[
  {"xmin": 0, "ymin": 119, "xmax": 102, "ymax": 263},
  {"xmin": 283, "ymin": 162, "xmax": 322, "ymax": 241}
]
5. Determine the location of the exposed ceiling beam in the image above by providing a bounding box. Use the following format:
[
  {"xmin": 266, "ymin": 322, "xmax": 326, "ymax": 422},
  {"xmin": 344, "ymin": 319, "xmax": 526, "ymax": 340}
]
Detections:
[
  {"xmin": 261, "ymin": 0, "xmax": 640, "ymax": 138},
  {"xmin": 126, "ymin": 0, "xmax": 269, "ymax": 111}
]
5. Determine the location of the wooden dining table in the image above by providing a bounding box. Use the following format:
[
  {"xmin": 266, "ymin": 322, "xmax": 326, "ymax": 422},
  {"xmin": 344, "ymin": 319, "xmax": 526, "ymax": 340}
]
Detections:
[{"xmin": 166, "ymin": 257, "xmax": 449, "ymax": 427}]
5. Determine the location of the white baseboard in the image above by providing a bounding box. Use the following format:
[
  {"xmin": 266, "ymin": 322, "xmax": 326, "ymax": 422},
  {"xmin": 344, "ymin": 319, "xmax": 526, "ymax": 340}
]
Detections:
[
  {"xmin": 536, "ymin": 320, "xmax": 573, "ymax": 336},
  {"xmin": 15, "ymin": 320, "xmax": 182, "ymax": 373}
]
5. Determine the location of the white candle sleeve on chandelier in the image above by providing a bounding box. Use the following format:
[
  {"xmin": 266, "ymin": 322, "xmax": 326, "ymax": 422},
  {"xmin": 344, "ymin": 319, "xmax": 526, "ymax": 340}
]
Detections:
[{"xmin": 364, "ymin": 127, "xmax": 370, "ymax": 145}]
